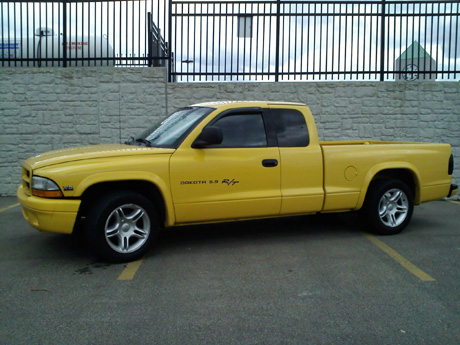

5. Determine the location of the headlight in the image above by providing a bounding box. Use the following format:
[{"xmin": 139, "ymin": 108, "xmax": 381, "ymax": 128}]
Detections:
[{"xmin": 32, "ymin": 176, "xmax": 63, "ymax": 198}]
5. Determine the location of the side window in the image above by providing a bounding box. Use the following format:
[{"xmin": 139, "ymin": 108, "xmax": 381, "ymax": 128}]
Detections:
[
  {"xmin": 211, "ymin": 114, "xmax": 267, "ymax": 148},
  {"xmin": 272, "ymin": 109, "xmax": 309, "ymax": 147}
]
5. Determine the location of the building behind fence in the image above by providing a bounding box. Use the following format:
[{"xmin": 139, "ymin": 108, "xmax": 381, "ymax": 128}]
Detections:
[{"xmin": 0, "ymin": 0, "xmax": 459, "ymax": 82}]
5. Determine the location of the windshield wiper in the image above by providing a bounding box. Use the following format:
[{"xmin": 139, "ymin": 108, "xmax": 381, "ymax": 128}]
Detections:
[
  {"xmin": 134, "ymin": 138, "xmax": 152, "ymax": 147},
  {"xmin": 124, "ymin": 136, "xmax": 134, "ymax": 145}
]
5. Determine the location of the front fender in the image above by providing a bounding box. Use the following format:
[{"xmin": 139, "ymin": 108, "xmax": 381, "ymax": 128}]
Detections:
[{"xmin": 76, "ymin": 171, "xmax": 175, "ymax": 227}]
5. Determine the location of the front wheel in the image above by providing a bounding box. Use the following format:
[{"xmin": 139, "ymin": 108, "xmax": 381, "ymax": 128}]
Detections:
[
  {"xmin": 362, "ymin": 179, "xmax": 414, "ymax": 235},
  {"xmin": 84, "ymin": 191, "xmax": 159, "ymax": 262}
]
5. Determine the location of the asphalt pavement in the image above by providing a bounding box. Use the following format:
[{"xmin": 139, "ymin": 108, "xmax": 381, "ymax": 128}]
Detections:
[{"xmin": 0, "ymin": 196, "xmax": 459, "ymax": 344}]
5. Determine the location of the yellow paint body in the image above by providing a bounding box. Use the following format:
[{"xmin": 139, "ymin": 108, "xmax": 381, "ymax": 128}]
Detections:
[{"xmin": 17, "ymin": 101, "xmax": 455, "ymax": 234}]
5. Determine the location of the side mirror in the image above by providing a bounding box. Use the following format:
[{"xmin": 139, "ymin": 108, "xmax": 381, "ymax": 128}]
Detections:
[{"xmin": 192, "ymin": 126, "xmax": 223, "ymax": 148}]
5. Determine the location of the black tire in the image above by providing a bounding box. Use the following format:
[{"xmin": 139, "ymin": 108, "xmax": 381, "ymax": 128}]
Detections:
[
  {"xmin": 84, "ymin": 190, "xmax": 159, "ymax": 262},
  {"xmin": 362, "ymin": 179, "xmax": 414, "ymax": 235}
]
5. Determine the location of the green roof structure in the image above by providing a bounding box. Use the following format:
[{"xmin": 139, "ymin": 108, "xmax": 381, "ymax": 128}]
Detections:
[{"xmin": 398, "ymin": 41, "xmax": 432, "ymax": 60}]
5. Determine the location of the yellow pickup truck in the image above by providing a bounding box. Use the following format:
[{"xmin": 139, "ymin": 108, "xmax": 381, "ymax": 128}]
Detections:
[{"xmin": 18, "ymin": 101, "xmax": 457, "ymax": 262}]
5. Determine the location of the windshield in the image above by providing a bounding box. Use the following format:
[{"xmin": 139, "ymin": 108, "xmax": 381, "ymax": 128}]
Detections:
[{"xmin": 130, "ymin": 106, "xmax": 214, "ymax": 148}]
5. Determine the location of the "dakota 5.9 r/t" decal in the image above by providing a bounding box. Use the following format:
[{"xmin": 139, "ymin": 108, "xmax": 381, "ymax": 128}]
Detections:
[{"xmin": 180, "ymin": 179, "xmax": 239, "ymax": 186}]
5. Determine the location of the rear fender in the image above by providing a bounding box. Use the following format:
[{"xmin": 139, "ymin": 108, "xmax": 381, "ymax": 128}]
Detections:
[{"xmin": 356, "ymin": 162, "xmax": 421, "ymax": 210}]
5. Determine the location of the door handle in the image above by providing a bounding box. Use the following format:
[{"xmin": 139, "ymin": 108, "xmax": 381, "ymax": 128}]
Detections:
[{"xmin": 262, "ymin": 159, "xmax": 278, "ymax": 167}]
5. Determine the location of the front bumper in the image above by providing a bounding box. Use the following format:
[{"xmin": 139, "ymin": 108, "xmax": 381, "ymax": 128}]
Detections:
[
  {"xmin": 448, "ymin": 184, "xmax": 458, "ymax": 198},
  {"xmin": 17, "ymin": 185, "xmax": 81, "ymax": 234}
]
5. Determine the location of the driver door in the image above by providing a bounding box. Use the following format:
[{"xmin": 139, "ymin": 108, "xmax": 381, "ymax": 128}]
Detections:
[{"xmin": 170, "ymin": 109, "xmax": 281, "ymax": 224}]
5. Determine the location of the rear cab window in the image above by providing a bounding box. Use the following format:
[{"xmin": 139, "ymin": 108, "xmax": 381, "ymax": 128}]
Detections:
[{"xmin": 271, "ymin": 109, "xmax": 309, "ymax": 147}]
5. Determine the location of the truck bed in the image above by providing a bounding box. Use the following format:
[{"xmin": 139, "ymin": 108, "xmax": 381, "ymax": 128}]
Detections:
[
  {"xmin": 320, "ymin": 140, "xmax": 421, "ymax": 146},
  {"xmin": 319, "ymin": 140, "xmax": 452, "ymax": 212}
]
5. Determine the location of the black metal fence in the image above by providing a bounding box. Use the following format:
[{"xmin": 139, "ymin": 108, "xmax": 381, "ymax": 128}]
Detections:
[
  {"xmin": 171, "ymin": 0, "xmax": 460, "ymax": 81},
  {"xmin": 0, "ymin": 0, "xmax": 169, "ymax": 67},
  {"xmin": 1, "ymin": 0, "xmax": 459, "ymax": 82}
]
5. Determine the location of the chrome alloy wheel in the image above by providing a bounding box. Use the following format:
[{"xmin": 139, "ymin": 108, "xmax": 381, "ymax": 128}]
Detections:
[
  {"xmin": 104, "ymin": 203, "xmax": 151, "ymax": 254},
  {"xmin": 378, "ymin": 189, "xmax": 409, "ymax": 228}
]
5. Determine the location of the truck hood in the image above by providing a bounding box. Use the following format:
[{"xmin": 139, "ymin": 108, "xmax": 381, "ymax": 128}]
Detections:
[{"xmin": 24, "ymin": 144, "xmax": 175, "ymax": 170}]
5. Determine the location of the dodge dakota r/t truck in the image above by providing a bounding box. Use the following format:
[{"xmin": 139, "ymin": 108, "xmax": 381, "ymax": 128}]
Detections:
[{"xmin": 18, "ymin": 101, "xmax": 458, "ymax": 262}]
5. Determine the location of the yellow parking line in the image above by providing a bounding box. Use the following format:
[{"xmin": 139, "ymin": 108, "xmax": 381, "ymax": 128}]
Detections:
[
  {"xmin": 0, "ymin": 203, "xmax": 19, "ymax": 213},
  {"xmin": 362, "ymin": 233, "xmax": 435, "ymax": 282},
  {"xmin": 117, "ymin": 258, "xmax": 144, "ymax": 280},
  {"xmin": 450, "ymin": 200, "xmax": 460, "ymax": 205}
]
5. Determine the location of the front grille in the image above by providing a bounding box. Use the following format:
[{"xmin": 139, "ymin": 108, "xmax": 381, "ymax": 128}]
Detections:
[{"xmin": 22, "ymin": 167, "xmax": 32, "ymax": 195}]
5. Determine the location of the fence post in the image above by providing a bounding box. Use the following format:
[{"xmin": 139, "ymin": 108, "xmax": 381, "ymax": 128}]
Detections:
[
  {"xmin": 147, "ymin": 12, "xmax": 153, "ymax": 67},
  {"xmin": 168, "ymin": 0, "xmax": 173, "ymax": 82},
  {"xmin": 379, "ymin": 0, "xmax": 386, "ymax": 81},
  {"xmin": 275, "ymin": 0, "xmax": 281, "ymax": 82},
  {"xmin": 62, "ymin": 0, "xmax": 67, "ymax": 67}
]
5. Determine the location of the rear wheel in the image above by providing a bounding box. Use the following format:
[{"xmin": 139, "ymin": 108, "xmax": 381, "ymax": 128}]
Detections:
[
  {"xmin": 84, "ymin": 191, "xmax": 159, "ymax": 262},
  {"xmin": 362, "ymin": 179, "xmax": 414, "ymax": 235}
]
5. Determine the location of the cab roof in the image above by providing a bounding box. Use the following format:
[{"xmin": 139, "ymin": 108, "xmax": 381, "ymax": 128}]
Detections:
[{"xmin": 191, "ymin": 100, "xmax": 306, "ymax": 109}]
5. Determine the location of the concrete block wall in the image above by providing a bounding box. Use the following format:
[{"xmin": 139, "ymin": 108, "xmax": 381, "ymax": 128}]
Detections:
[
  {"xmin": 0, "ymin": 68, "xmax": 167, "ymax": 196},
  {"xmin": 0, "ymin": 67, "xmax": 458, "ymax": 196},
  {"xmin": 167, "ymin": 81, "xmax": 460, "ymax": 142}
]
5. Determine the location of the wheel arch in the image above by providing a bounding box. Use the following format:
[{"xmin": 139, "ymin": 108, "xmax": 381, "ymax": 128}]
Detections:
[
  {"xmin": 74, "ymin": 179, "xmax": 174, "ymax": 235},
  {"xmin": 356, "ymin": 164, "xmax": 421, "ymax": 210}
]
